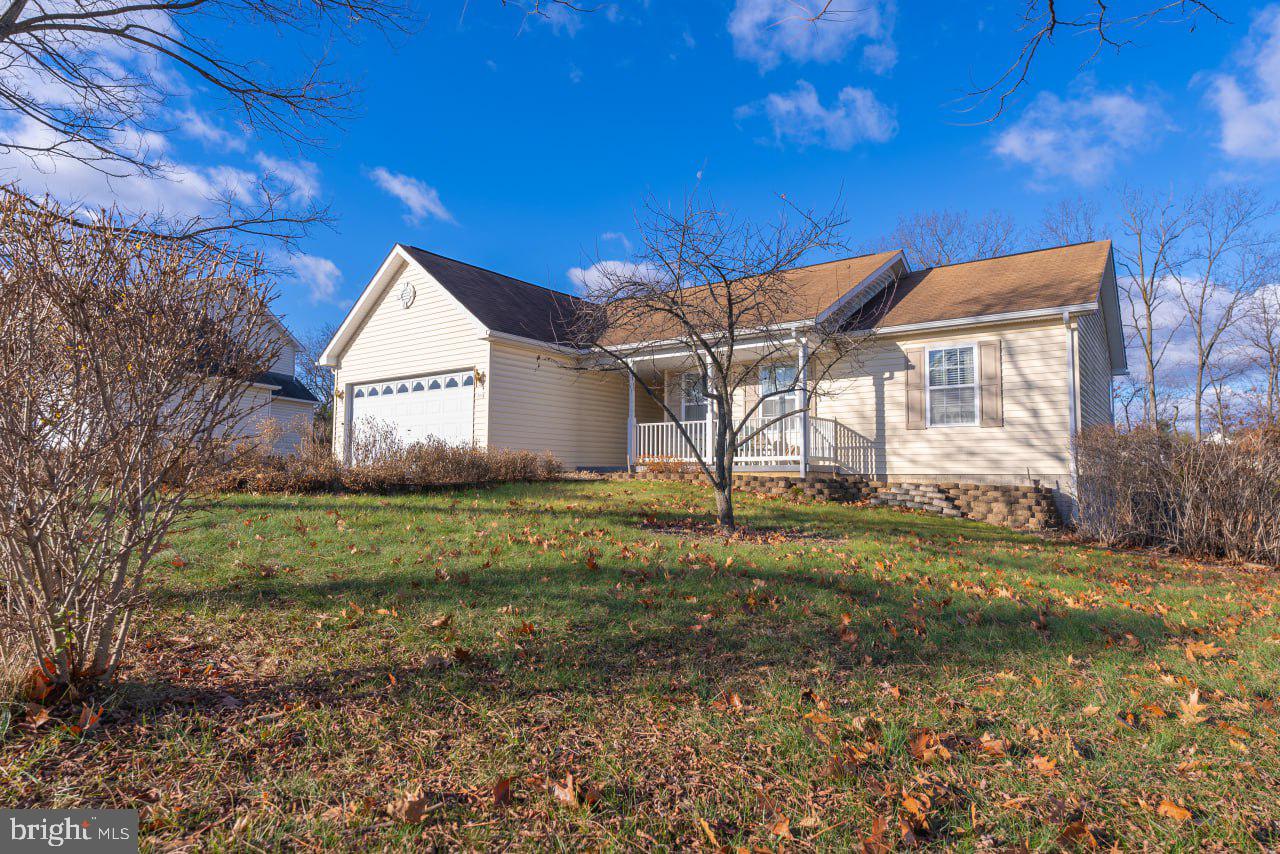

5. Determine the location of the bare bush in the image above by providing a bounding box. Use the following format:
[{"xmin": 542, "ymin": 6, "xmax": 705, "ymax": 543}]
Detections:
[
  {"xmin": 1077, "ymin": 427, "xmax": 1280, "ymax": 565},
  {"xmin": 0, "ymin": 193, "xmax": 280, "ymax": 692},
  {"xmin": 208, "ymin": 420, "xmax": 560, "ymax": 494}
]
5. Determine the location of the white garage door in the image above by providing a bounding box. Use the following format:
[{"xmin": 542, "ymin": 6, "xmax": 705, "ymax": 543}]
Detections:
[{"xmin": 351, "ymin": 370, "xmax": 475, "ymax": 448}]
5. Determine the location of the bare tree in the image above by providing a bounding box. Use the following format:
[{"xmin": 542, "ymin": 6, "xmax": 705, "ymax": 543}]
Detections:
[
  {"xmin": 875, "ymin": 209, "xmax": 1020, "ymax": 268},
  {"xmin": 968, "ymin": 1, "xmax": 1224, "ymax": 119},
  {"xmin": 1038, "ymin": 196, "xmax": 1100, "ymax": 246},
  {"xmin": 1239, "ymin": 284, "xmax": 1280, "ymax": 426},
  {"xmin": 1172, "ymin": 187, "xmax": 1277, "ymax": 440},
  {"xmin": 296, "ymin": 320, "xmax": 338, "ymax": 438},
  {"xmin": 1115, "ymin": 186, "xmax": 1193, "ymax": 426},
  {"xmin": 570, "ymin": 191, "xmax": 881, "ymax": 530},
  {"xmin": 0, "ymin": 192, "xmax": 280, "ymax": 692}
]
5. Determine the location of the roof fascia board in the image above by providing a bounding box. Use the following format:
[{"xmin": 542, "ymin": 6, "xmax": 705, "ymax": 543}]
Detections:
[
  {"xmin": 861, "ymin": 302, "xmax": 1100, "ymax": 338},
  {"xmin": 816, "ymin": 251, "xmax": 907, "ymax": 325},
  {"xmin": 484, "ymin": 329, "xmax": 581, "ymax": 355}
]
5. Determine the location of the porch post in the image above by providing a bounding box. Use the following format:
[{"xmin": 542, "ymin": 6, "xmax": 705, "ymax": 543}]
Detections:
[
  {"xmin": 797, "ymin": 336, "xmax": 810, "ymax": 479},
  {"xmin": 626, "ymin": 365, "xmax": 636, "ymax": 473}
]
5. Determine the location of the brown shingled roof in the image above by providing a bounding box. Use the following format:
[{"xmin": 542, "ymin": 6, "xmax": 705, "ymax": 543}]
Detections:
[
  {"xmin": 845, "ymin": 240, "xmax": 1113, "ymax": 331},
  {"xmin": 596, "ymin": 251, "xmax": 902, "ymax": 347}
]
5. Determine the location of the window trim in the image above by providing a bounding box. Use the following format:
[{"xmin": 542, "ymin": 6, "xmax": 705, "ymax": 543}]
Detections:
[{"xmin": 924, "ymin": 343, "xmax": 979, "ymax": 428}]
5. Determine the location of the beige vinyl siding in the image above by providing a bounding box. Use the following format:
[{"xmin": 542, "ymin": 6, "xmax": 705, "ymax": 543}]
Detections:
[
  {"xmin": 331, "ymin": 261, "xmax": 489, "ymax": 457},
  {"xmin": 1075, "ymin": 310, "xmax": 1113, "ymax": 429},
  {"xmin": 634, "ymin": 376, "xmax": 665, "ymax": 423},
  {"xmin": 487, "ymin": 340, "xmax": 628, "ymax": 468},
  {"xmin": 814, "ymin": 320, "xmax": 1073, "ymax": 486}
]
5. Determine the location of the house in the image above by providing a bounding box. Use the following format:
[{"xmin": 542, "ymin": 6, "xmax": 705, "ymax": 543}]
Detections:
[
  {"xmin": 318, "ymin": 241, "xmax": 1125, "ymax": 503},
  {"xmin": 235, "ymin": 313, "xmax": 321, "ymax": 454}
]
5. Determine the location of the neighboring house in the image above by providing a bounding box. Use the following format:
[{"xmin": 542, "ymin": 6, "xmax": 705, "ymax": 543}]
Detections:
[
  {"xmin": 235, "ymin": 312, "xmax": 321, "ymax": 454},
  {"xmin": 319, "ymin": 241, "xmax": 1126, "ymax": 502}
]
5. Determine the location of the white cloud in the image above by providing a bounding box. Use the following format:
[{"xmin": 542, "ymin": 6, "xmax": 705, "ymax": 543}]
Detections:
[
  {"xmin": 368, "ymin": 167, "xmax": 454, "ymax": 225},
  {"xmin": 600, "ymin": 231, "xmax": 633, "ymax": 253},
  {"xmin": 287, "ymin": 253, "xmax": 344, "ymax": 304},
  {"xmin": 176, "ymin": 108, "xmax": 246, "ymax": 152},
  {"xmin": 566, "ymin": 259, "xmax": 664, "ymax": 294},
  {"xmin": 736, "ymin": 80, "xmax": 897, "ymax": 150},
  {"xmin": 727, "ymin": 0, "xmax": 896, "ymax": 72},
  {"xmin": 255, "ymin": 153, "xmax": 320, "ymax": 201},
  {"xmin": 1205, "ymin": 5, "xmax": 1280, "ymax": 159},
  {"xmin": 994, "ymin": 87, "xmax": 1164, "ymax": 184}
]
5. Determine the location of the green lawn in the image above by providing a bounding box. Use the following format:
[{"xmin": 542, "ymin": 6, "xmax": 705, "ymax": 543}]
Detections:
[{"xmin": 4, "ymin": 480, "xmax": 1279, "ymax": 850}]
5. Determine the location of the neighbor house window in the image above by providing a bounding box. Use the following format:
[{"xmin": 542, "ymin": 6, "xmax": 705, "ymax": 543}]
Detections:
[
  {"xmin": 759, "ymin": 364, "xmax": 798, "ymax": 422},
  {"xmin": 927, "ymin": 345, "xmax": 977, "ymax": 426},
  {"xmin": 680, "ymin": 372, "xmax": 708, "ymax": 422}
]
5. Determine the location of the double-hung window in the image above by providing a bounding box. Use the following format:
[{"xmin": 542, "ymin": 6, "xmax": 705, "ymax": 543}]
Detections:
[
  {"xmin": 927, "ymin": 345, "xmax": 977, "ymax": 426},
  {"xmin": 759, "ymin": 364, "xmax": 799, "ymax": 423},
  {"xmin": 680, "ymin": 372, "xmax": 709, "ymax": 422}
]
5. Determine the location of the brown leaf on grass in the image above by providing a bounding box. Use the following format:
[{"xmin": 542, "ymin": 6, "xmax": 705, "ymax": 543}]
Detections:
[
  {"xmin": 69, "ymin": 704, "xmax": 102, "ymax": 736},
  {"xmin": 24, "ymin": 666, "xmax": 53, "ymax": 702},
  {"xmin": 385, "ymin": 789, "xmax": 439, "ymax": 823},
  {"xmin": 978, "ymin": 733, "xmax": 1008, "ymax": 756},
  {"xmin": 1178, "ymin": 689, "xmax": 1208, "ymax": 726},
  {"xmin": 1031, "ymin": 755, "xmax": 1058, "ymax": 775},
  {"xmin": 769, "ymin": 815, "xmax": 793, "ymax": 839},
  {"xmin": 712, "ymin": 690, "xmax": 744, "ymax": 712},
  {"xmin": 23, "ymin": 703, "xmax": 51, "ymax": 729},
  {"xmin": 551, "ymin": 773, "xmax": 599, "ymax": 809},
  {"xmin": 492, "ymin": 777, "xmax": 513, "ymax": 807},
  {"xmin": 697, "ymin": 817, "xmax": 720, "ymax": 848},
  {"xmin": 1058, "ymin": 821, "xmax": 1099, "ymax": 849},
  {"xmin": 1184, "ymin": 640, "xmax": 1224, "ymax": 662},
  {"xmin": 908, "ymin": 731, "xmax": 951, "ymax": 764},
  {"xmin": 1157, "ymin": 798, "xmax": 1192, "ymax": 823},
  {"xmin": 1081, "ymin": 704, "xmax": 1102, "ymax": 717},
  {"xmin": 862, "ymin": 816, "xmax": 891, "ymax": 853},
  {"xmin": 428, "ymin": 613, "xmax": 452, "ymax": 629}
]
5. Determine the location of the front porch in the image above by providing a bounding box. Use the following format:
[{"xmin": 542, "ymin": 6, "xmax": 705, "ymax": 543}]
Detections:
[{"xmin": 627, "ymin": 414, "xmax": 876, "ymax": 474}]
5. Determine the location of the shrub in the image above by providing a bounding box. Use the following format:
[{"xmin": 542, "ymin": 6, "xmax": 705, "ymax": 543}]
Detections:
[
  {"xmin": 206, "ymin": 419, "xmax": 561, "ymax": 494},
  {"xmin": 1077, "ymin": 426, "xmax": 1280, "ymax": 565},
  {"xmin": 637, "ymin": 456, "xmax": 700, "ymax": 475}
]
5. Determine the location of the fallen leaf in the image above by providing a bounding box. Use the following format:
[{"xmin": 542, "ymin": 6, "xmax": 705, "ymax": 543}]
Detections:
[
  {"xmin": 1031, "ymin": 755, "xmax": 1058, "ymax": 775},
  {"xmin": 1157, "ymin": 798, "xmax": 1192, "ymax": 823},
  {"xmin": 1178, "ymin": 689, "xmax": 1208, "ymax": 726},
  {"xmin": 492, "ymin": 777, "xmax": 513, "ymax": 807},
  {"xmin": 385, "ymin": 789, "xmax": 438, "ymax": 823},
  {"xmin": 23, "ymin": 703, "xmax": 51, "ymax": 729},
  {"xmin": 1081, "ymin": 704, "xmax": 1102, "ymax": 717},
  {"xmin": 770, "ymin": 815, "xmax": 793, "ymax": 839}
]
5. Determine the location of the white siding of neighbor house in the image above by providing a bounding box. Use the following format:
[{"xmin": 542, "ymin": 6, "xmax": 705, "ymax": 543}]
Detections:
[
  {"xmin": 269, "ymin": 342, "xmax": 296, "ymax": 375},
  {"xmin": 268, "ymin": 398, "xmax": 317, "ymax": 454},
  {"xmin": 1075, "ymin": 310, "xmax": 1113, "ymax": 429},
  {"xmin": 813, "ymin": 320, "xmax": 1075, "ymax": 488},
  {"xmin": 486, "ymin": 340, "xmax": 629, "ymax": 469},
  {"xmin": 331, "ymin": 260, "xmax": 489, "ymax": 458}
]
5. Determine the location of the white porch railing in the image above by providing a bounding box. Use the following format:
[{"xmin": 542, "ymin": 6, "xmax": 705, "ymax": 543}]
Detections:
[{"xmin": 633, "ymin": 416, "xmax": 876, "ymax": 473}]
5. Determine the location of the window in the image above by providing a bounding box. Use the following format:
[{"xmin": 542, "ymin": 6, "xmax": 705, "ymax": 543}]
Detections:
[
  {"xmin": 680, "ymin": 372, "xmax": 708, "ymax": 422},
  {"xmin": 759, "ymin": 364, "xmax": 798, "ymax": 422},
  {"xmin": 411, "ymin": 381, "xmax": 425, "ymax": 392},
  {"xmin": 367, "ymin": 387, "xmax": 379, "ymax": 397},
  {"xmin": 396, "ymin": 383, "xmax": 409, "ymax": 394},
  {"xmin": 462, "ymin": 375, "xmax": 474, "ymax": 387},
  {"xmin": 445, "ymin": 377, "xmax": 459, "ymax": 388},
  {"xmin": 381, "ymin": 385, "xmax": 394, "ymax": 395},
  {"xmin": 354, "ymin": 389, "xmax": 365, "ymax": 398},
  {"xmin": 927, "ymin": 345, "xmax": 977, "ymax": 426},
  {"xmin": 428, "ymin": 379, "xmax": 441, "ymax": 390}
]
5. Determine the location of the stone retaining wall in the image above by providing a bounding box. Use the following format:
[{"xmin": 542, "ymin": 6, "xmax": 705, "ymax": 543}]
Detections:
[{"xmin": 608, "ymin": 471, "xmax": 1062, "ymax": 530}]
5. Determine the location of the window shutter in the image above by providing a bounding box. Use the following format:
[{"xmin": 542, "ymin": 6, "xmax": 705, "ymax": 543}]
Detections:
[
  {"xmin": 979, "ymin": 340, "xmax": 1003, "ymax": 427},
  {"xmin": 905, "ymin": 347, "xmax": 926, "ymax": 430}
]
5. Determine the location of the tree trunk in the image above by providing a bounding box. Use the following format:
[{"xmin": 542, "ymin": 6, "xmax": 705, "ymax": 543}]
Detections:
[{"xmin": 715, "ymin": 483, "xmax": 735, "ymax": 530}]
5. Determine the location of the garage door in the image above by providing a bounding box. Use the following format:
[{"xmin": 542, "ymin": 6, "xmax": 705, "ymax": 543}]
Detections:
[{"xmin": 351, "ymin": 370, "xmax": 475, "ymax": 448}]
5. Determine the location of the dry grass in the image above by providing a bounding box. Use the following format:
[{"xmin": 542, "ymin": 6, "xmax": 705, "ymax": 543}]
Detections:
[{"xmin": 3, "ymin": 481, "xmax": 1278, "ymax": 850}]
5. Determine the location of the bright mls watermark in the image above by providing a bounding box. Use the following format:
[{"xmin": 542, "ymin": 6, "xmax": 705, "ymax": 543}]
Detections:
[{"xmin": 2, "ymin": 810, "xmax": 137, "ymax": 852}]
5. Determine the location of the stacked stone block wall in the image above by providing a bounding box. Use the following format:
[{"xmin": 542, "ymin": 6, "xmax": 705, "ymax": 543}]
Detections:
[{"xmin": 607, "ymin": 471, "xmax": 1062, "ymax": 531}]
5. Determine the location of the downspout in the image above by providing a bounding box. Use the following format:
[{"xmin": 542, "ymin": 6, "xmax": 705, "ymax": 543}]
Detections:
[{"xmin": 1063, "ymin": 311, "xmax": 1080, "ymax": 496}]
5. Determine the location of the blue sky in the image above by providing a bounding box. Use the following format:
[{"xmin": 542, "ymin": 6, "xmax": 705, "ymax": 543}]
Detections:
[{"xmin": 6, "ymin": 1, "xmax": 1278, "ymax": 337}]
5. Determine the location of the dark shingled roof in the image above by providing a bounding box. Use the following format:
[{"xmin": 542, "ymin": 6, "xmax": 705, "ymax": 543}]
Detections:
[
  {"xmin": 401, "ymin": 245, "xmax": 587, "ymax": 346},
  {"xmin": 256, "ymin": 371, "xmax": 320, "ymax": 403}
]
